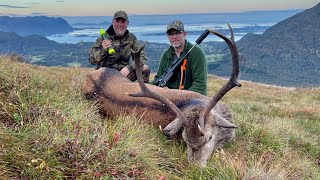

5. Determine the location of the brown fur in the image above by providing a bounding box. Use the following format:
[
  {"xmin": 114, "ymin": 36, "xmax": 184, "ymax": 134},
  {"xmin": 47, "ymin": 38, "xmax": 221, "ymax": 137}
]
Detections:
[
  {"xmin": 83, "ymin": 67, "xmax": 236, "ymax": 168},
  {"xmin": 83, "ymin": 67, "xmax": 231, "ymax": 129}
]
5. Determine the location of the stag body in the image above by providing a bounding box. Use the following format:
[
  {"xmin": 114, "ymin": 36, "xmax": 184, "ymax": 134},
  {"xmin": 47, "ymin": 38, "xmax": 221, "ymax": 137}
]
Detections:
[
  {"xmin": 84, "ymin": 67, "xmax": 235, "ymax": 167},
  {"xmin": 83, "ymin": 24, "xmax": 240, "ymax": 167}
]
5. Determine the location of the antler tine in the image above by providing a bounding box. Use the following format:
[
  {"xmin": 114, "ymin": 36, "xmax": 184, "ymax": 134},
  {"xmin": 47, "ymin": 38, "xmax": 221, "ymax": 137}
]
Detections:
[
  {"xmin": 129, "ymin": 41, "xmax": 188, "ymax": 125},
  {"xmin": 200, "ymin": 24, "xmax": 241, "ymax": 123}
]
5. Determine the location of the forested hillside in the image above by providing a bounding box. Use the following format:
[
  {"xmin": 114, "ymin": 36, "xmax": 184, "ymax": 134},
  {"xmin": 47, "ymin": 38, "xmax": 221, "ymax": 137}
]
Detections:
[{"xmin": 211, "ymin": 2, "xmax": 320, "ymax": 87}]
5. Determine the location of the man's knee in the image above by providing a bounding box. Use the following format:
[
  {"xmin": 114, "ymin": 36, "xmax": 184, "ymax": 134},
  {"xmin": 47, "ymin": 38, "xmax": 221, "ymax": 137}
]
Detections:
[
  {"xmin": 127, "ymin": 70, "xmax": 136, "ymax": 82},
  {"xmin": 126, "ymin": 65, "xmax": 150, "ymax": 83},
  {"xmin": 142, "ymin": 65, "xmax": 150, "ymax": 83}
]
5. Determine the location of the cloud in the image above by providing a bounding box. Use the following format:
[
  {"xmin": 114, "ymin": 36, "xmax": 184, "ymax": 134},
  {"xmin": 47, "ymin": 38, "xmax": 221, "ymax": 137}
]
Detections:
[{"xmin": 0, "ymin": 4, "xmax": 29, "ymax": 9}]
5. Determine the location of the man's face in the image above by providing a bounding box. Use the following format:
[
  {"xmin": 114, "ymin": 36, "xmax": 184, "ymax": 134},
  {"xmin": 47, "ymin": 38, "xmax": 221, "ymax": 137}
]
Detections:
[
  {"xmin": 167, "ymin": 30, "xmax": 186, "ymax": 49},
  {"xmin": 112, "ymin": 18, "xmax": 128, "ymax": 36}
]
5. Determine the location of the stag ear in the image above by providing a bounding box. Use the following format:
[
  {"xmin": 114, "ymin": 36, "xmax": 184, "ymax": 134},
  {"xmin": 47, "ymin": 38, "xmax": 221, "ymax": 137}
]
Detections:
[
  {"xmin": 162, "ymin": 118, "xmax": 184, "ymax": 136},
  {"xmin": 214, "ymin": 114, "xmax": 237, "ymax": 128}
]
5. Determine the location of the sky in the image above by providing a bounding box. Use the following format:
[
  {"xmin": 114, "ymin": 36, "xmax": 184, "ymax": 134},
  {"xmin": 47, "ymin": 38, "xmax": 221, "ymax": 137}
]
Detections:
[{"xmin": 0, "ymin": 0, "xmax": 319, "ymax": 16}]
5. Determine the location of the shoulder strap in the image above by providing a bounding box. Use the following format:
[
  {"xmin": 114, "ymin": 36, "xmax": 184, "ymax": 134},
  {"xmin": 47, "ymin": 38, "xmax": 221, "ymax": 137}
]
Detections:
[{"xmin": 179, "ymin": 58, "xmax": 187, "ymax": 90}]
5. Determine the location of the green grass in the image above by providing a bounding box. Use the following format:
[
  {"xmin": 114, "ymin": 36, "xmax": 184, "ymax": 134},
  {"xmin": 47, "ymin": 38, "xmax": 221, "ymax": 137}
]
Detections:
[
  {"xmin": 67, "ymin": 62, "xmax": 82, "ymax": 67},
  {"xmin": 0, "ymin": 55, "xmax": 319, "ymax": 179},
  {"xmin": 206, "ymin": 54, "xmax": 224, "ymax": 62},
  {"xmin": 31, "ymin": 55, "xmax": 45, "ymax": 63}
]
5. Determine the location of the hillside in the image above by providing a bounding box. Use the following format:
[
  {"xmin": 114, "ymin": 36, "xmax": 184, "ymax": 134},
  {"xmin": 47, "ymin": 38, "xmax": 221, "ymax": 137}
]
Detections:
[
  {"xmin": 212, "ymin": 2, "xmax": 320, "ymax": 87},
  {"xmin": 0, "ymin": 55, "xmax": 319, "ymax": 179},
  {"xmin": 0, "ymin": 16, "xmax": 74, "ymax": 36}
]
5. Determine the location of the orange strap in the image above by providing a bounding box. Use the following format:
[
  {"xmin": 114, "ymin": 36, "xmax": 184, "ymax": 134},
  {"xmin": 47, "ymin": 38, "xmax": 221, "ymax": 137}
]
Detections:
[{"xmin": 179, "ymin": 58, "xmax": 187, "ymax": 90}]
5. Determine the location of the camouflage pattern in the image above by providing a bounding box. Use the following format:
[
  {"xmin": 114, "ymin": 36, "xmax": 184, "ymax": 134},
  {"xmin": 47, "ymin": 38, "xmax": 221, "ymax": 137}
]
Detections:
[
  {"xmin": 88, "ymin": 25, "xmax": 150, "ymax": 82},
  {"xmin": 127, "ymin": 64, "xmax": 150, "ymax": 83},
  {"xmin": 113, "ymin": 10, "xmax": 128, "ymax": 21},
  {"xmin": 166, "ymin": 20, "xmax": 185, "ymax": 33}
]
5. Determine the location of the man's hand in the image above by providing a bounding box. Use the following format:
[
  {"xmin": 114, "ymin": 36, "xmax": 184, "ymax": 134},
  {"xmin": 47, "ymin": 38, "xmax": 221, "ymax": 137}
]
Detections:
[
  {"xmin": 102, "ymin": 39, "xmax": 112, "ymax": 50},
  {"xmin": 120, "ymin": 67, "xmax": 130, "ymax": 76}
]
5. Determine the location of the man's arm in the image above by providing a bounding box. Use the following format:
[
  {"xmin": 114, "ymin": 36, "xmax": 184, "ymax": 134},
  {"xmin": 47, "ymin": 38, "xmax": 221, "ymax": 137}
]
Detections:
[
  {"xmin": 151, "ymin": 52, "xmax": 167, "ymax": 85},
  {"xmin": 88, "ymin": 36, "xmax": 107, "ymax": 65},
  {"xmin": 187, "ymin": 47, "xmax": 208, "ymax": 95}
]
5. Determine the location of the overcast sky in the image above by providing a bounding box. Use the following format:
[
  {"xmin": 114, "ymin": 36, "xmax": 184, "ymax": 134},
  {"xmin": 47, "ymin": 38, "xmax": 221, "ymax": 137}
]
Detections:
[{"xmin": 0, "ymin": 0, "xmax": 319, "ymax": 16}]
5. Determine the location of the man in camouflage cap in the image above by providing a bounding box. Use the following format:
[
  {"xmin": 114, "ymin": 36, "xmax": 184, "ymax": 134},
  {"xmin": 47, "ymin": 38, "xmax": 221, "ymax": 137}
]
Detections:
[
  {"xmin": 166, "ymin": 20, "xmax": 185, "ymax": 32},
  {"xmin": 89, "ymin": 10, "xmax": 150, "ymax": 83},
  {"xmin": 152, "ymin": 20, "xmax": 208, "ymax": 95}
]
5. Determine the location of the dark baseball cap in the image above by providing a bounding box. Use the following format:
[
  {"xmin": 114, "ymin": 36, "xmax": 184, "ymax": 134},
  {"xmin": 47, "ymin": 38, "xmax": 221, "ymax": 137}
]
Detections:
[
  {"xmin": 166, "ymin": 20, "xmax": 184, "ymax": 33},
  {"xmin": 113, "ymin": 11, "xmax": 128, "ymax": 21}
]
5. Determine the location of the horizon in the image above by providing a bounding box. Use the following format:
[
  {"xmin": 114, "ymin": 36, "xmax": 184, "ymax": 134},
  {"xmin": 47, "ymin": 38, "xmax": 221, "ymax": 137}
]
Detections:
[{"xmin": 0, "ymin": 0, "xmax": 318, "ymax": 16}]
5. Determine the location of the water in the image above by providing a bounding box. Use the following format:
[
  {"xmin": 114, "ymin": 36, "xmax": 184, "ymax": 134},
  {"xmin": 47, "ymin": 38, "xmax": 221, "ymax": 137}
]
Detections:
[
  {"xmin": 46, "ymin": 11, "xmax": 302, "ymax": 44},
  {"xmin": 46, "ymin": 23, "xmax": 272, "ymax": 44}
]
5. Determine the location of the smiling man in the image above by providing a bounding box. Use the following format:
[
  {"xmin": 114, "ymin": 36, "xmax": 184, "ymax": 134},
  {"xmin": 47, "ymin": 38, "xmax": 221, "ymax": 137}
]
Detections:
[
  {"xmin": 152, "ymin": 20, "xmax": 208, "ymax": 95},
  {"xmin": 89, "ymin": 10, "xmax": 150, "ymax": 83}
]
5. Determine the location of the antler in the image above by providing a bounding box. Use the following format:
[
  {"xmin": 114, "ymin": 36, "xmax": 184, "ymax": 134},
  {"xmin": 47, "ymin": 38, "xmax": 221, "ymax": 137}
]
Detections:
[
  {"xmin": 128, "ymin": 42, "xmax": 187, "ymax": 136},
  {"xmin": 199, "ymin": 23, "xmax": 241, "ymax": 127}
]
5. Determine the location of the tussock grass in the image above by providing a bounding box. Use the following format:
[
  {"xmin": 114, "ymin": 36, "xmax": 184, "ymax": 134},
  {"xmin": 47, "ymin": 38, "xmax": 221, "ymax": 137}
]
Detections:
[{"xmin": 1, "ymin": 55, "xmax": 319, "ymax": 179}]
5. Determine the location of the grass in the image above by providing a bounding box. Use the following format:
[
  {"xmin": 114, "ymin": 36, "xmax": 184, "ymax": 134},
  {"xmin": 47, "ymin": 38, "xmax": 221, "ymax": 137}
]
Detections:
[
  {"xmin": 206, "ymin": 54, "xmax": 224, "ymax": 62},
  {"xmin": 31, "ymin": 55, "xmax": 45, "ymax": 63},
  {"xmin": 0, "ymin": 55, "xmax": 319, "ymax": 179}
]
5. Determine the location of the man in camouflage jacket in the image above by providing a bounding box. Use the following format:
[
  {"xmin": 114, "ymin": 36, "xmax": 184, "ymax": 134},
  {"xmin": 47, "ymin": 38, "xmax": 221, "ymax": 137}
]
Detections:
[{"xmin": 89, "ymin": 11, "xmax": 150, "ymax": 83}]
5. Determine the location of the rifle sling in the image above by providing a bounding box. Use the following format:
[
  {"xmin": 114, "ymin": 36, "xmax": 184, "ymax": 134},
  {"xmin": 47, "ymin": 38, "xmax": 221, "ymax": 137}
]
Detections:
[{"xmin": 179, "ymin": 58, "xmax": 187, "ymax": 90}]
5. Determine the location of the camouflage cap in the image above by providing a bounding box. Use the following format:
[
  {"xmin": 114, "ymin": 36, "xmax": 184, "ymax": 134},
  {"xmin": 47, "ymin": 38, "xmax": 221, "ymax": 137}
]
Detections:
[
  {"xmin": 166, "ymin": 20, "xmax": 184, "ymax": 33},
  {"xmin": 113, "ymin": 11, "xmax": 128, "ymax": 21}
]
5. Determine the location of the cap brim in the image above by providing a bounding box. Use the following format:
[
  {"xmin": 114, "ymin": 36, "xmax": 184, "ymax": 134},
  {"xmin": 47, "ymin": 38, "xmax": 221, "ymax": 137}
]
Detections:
[
  {"xmin": 166, "ymin": 28, "xmax": 183, "ymax": 33},
  {"xmin": 113, "ymin": 16, "xmax": 128, "ymax": 21}
]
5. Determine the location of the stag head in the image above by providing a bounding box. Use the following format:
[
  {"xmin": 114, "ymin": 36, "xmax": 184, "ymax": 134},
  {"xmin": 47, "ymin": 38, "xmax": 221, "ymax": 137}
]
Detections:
[{"xmin": 130, "ymin": 23, "xmax": 240, "ymax": 168}]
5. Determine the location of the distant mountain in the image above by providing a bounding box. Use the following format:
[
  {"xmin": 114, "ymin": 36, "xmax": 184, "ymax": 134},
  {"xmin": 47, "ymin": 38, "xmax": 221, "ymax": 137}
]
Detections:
[
  {"xmin": 209, "ymin": 3, "xmax": 320, "ymax": 87},
  {"xmin": 0, "ymin": 16, "xmax": 75, "ymax": 36}
]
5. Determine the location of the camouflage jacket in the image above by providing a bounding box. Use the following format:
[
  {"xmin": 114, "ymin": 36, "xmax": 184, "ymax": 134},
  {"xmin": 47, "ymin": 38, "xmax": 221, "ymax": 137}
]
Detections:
[{"xmin": 88, "ymin": 25, "xmax": 147, "ymax": 71}]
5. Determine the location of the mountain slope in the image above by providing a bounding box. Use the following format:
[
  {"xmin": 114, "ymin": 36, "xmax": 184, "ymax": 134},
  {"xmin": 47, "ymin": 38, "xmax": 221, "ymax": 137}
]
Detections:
[{"xmin": 235, "ymin": 2, "xmax": 320, "ymax": 87}]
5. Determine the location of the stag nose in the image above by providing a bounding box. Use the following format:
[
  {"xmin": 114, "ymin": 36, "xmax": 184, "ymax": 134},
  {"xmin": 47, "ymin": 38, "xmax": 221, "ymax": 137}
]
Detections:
[{"xmin": 162, "ymin": 129, "xmax": 172, "ymax": 137}]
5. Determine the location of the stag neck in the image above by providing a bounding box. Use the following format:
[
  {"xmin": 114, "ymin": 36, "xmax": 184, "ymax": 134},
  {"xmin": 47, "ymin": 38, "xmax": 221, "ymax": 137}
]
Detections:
[{"xmin": 129, "ymin": 41, "xmax": 188, "ymax": 131}]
